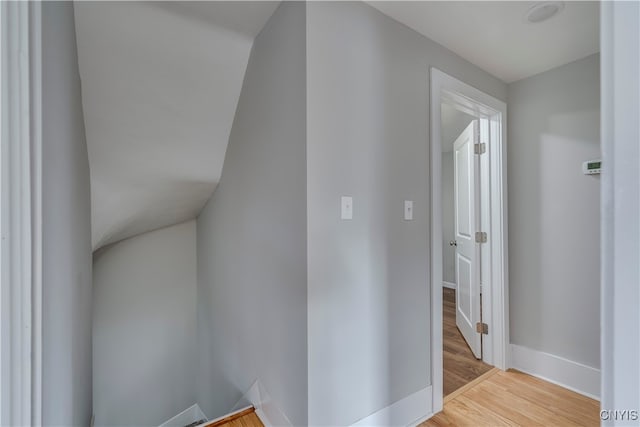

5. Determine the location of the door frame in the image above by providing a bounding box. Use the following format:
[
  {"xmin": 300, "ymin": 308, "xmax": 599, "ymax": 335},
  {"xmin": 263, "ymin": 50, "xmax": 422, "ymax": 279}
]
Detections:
[
  {"xmin": 599, "ymin": 0, "xmax": 640, "ymax": 413},
  {"xmin": 429, "ymin": 68, "xmax": 509, "ymax": 413},
  {"xmin": 0, "ymin": 2, "xmax": 43, "ymax": 425}
]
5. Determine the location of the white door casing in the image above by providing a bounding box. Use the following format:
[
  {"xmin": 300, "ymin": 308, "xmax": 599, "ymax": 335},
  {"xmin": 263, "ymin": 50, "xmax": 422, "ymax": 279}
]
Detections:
[
  {"xmin": 0, "ymin": 2, "xmax": 43, "ymax": 426},
  {"xmin": 453, "ymin": 120, "xmax": 482, "ymax": 359},
  {"xmin": 430, "ymin": 67, "xmax": 508, "ymax": 415}
]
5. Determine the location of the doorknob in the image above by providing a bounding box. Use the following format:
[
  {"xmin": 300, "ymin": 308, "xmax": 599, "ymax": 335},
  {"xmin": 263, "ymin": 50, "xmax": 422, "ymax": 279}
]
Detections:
[{"xmin": 449, "ymin": 240, "xmax": 457, "ymax": 246}]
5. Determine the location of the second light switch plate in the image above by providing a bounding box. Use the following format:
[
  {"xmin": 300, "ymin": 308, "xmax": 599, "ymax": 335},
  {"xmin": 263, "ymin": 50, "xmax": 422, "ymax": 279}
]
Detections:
[
  {"xmin": 404, "ymin": 200, "xmax": 413, "ymax": 220},
  {"xmin": 341, "ymin": 196, "xmax": 353, "ymax": 220}
]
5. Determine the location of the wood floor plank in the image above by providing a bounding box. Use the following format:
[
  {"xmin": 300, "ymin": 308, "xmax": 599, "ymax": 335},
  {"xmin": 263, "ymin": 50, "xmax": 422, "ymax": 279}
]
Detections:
[
  {"xmin": 202, "ymin": 408, "xmax": 264, "ymax": 427},
  {"xmin": 224, "ymin": 412, "xmax": 263, "ymax": 427},
  {"xmin": 484, "ymin": 371, "xmax": 600, "ymax": 426},
  {"xmin": 463, "ymin": 379, "xmax": 584, "ymax": 426},
  {"xmin": 435, "ymin": 397, "xmax": 515, "ymax": 426},
  {"xmin": 444, "ymin": 368, "xmax": 499, "ymax": 403},
  {"xmin": 421, "ymin": 368, "xmax": 600, "ymax": 427}
]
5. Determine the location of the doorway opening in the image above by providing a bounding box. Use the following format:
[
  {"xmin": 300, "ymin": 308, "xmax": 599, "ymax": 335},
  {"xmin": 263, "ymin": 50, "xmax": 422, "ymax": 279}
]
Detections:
[
  {"xmin": 440, "ymin": 109, "xmax": 493, "ymax": 396},
  {"xmin": 430, "ymin": 68, "xmax": 509, "ymax": 413}
]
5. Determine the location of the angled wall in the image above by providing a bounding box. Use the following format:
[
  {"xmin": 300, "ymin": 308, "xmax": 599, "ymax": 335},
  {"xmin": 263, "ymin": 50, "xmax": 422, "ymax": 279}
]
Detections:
[
  {"xmin": 196, "ymin": 2, "xmax": 307, "ymax": 425},
  {"xmin": 41, "ymin": 2, "xmax": 93, "ymax": 426},
  {"xmin": 92, "ymin": 221, "xmax": 198, "ymax": 427}
]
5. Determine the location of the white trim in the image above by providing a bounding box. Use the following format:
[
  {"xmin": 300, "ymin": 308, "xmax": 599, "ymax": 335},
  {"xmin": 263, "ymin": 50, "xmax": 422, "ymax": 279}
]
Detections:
[
  {"xmin": 599, "ymin": 1, "xmax": 640, "ymax": 419},
  {"xmin": 241, "ymin": 380, "xmax": 292, "ymax": 427},
  {"xmin": 442, "ymin": 281, "xmax": 456, "ymax": 290},
  {"xmin": 351, "ymin": 386, "xmax": 432, "ymax": 427},
  {"xmin": 29, "ymin": 3, "xmax": 43, "ymax": 425},
  {"xmin": 510, "ymin": 344, "xmax": 600, "ymax": 401},
  {"xmin": 160, "ymin": 404, "xmax": 208, "ymax": 427},
  {"xmin": 0, "ymin": 2, "xmax": 42, "ymax": 426},
  {"xmin": 430, "ymin": 68, "xmax": 509, "ymax": 414}
]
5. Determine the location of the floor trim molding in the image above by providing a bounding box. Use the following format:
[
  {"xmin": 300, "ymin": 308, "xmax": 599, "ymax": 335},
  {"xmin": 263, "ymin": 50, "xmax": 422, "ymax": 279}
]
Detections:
[
  {"xmin": 510, "ymin": 344, "xmax": 600, "ymax": 400},
  {"xmin": 444, "ymin": 368, "xmax": 499, "ymax": 403},
  {"xmin": 442, "ymin": 281, "xmax": 457, "ymax": 290},
  {"xmin": 351, "ymin": 386, "xmax": 432, "ymax": 427},
  {"xmin": 243, "ymin": 380, "xmax": 293, "ymax": 427},
  {"xmin": 159, "ymin": 404, "xmax": 207, "ymax": 427}
]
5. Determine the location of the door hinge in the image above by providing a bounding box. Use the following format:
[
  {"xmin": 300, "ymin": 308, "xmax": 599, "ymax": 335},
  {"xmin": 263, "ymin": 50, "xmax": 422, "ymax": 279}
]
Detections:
[
  {"xmin": 475, "ymin": 231, "xmax": 487, "ymax": 243},
  {"xmin": 476, "ymin": 322, "xmax": 489, "ymax": 335},
  {"xmin": 474, "ymin": 143, "xmax": 487, "ymax": 154}
]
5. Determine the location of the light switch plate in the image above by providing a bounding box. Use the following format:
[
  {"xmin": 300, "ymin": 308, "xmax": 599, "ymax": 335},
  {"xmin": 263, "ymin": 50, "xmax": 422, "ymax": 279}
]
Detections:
[
  {"xmin": 341, "ymin": 196, "xmax": 353, "ymax": 220},
  {"xmin": 404, "ymin": 200, "xmax": 413, "ymax": 220}
]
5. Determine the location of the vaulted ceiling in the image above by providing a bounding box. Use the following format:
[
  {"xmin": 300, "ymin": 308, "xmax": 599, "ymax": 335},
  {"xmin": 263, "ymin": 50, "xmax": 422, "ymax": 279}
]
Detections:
[{"xmin": 75, "ymin": 1, "xmax": 279, "ymax": 250}]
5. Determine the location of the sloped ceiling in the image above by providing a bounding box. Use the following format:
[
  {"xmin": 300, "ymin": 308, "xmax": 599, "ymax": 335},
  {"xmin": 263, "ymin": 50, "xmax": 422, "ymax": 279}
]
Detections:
[
  {"xmin": 74, "ymin": 1, "xmax": 279, "ymax": 250},
  {"xmin": 368, "ymin": 1, "xmax": 599, "ymax": 83}
]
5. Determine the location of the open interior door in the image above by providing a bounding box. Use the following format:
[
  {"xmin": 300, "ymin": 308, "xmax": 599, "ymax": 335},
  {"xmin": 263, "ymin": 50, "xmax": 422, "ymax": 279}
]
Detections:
[{"xmin": 453, "ymin": 120, "xmax": 482, "ymax": 359}]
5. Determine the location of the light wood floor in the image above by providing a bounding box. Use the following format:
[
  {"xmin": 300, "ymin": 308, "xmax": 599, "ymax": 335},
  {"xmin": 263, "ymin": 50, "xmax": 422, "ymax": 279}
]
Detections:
[
  {"xmin": 443, "ymin": 288, "xmax": 493, "ymax": 396},
  {"xmin": 201, "ymin": 407, "xmax": 264, "ymax": 427},
  {"xmin": 421, "ymin": 368, "xmax": 600, "ymax": 426}
]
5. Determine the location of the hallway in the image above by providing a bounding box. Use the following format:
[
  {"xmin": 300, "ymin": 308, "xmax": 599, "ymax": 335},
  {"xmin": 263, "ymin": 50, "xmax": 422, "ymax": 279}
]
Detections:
[{"xmin": 3, "ymin": 1, "xmax": 621, "ymax": 426}]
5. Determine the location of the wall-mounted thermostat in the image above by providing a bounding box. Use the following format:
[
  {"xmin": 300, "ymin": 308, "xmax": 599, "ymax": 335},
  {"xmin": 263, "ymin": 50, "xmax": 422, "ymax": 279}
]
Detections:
[{"xmin": 582, "ymin": 159, "xmax": 602, "ymax": 175}]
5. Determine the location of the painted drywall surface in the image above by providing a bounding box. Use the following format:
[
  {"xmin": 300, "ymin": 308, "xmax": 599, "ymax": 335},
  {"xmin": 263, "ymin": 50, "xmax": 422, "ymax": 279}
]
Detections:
[
  {"xmin": 196, "ymin": 3, "xmax": 307, "ymax": 426},
  {"xmin": 508, "ymin": 54, "xmax": 600, "ymax": 369},
  {"xmin": 41, "ymin": 3, "xmax": 93, "ymax": 425},
  {"xmin": 74, "ymin": 2, "xmax": 278, "ymax": 250},
  {"xmin": 92, "ymin": 221, "xmax": 198, "ymax": 426},
  {"xmin": 306, "ymin": 2, "xmax": 506, "ymax": 425},
  {"xmin": 442, "ymin": 153, "xmax": 455, "ymax": 284}
]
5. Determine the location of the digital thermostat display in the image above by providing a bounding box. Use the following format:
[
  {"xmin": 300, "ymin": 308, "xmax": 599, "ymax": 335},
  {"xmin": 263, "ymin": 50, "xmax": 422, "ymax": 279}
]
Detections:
[{"xmin": 583, "ymin": 159, "xmax": 602, "ymax": 175}]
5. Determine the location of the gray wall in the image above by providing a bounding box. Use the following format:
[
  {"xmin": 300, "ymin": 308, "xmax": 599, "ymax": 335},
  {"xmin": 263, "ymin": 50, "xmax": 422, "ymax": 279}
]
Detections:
[
  {"xmin": 41, "ymin": 2, "xmax": 93, "ymax": 425},
  {"xmin": 306, "ymin": 2, "xmax": 506, "ymax": 425},
  {"xmin": 92, "ymin": 221, "xmax": 198, "ymax": 427},
  {"xmin": 508, "ymin": 54, "xmax": 600, "ymax": 369},
  {"xmin": 442, "ymin": 152, "xmax": 455, "ymax": 284},
  {"xmin": 195, "ymin": 3, "xmax": 307, "ymax": 425}
]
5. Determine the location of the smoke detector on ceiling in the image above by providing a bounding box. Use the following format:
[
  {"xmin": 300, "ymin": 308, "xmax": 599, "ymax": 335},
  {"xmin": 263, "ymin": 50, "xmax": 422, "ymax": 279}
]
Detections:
[{"xmin": 524, "ymin": 1, "xmax": 565, "ymax": 24}]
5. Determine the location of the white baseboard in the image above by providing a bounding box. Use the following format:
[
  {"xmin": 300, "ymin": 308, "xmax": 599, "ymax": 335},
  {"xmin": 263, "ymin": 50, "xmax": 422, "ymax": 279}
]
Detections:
[
  {"xmin": 510, "ymin": 344, "xmax": 600, "ymax": 400},
  {"xmin": 159, "ymin": 404, "xmax": 207, "ymax": 427},
  {"xmin": 243, "ymin": 380, "xmax": 293, "ymax": 427},
  {"xmin": 442, "ymin": 281, "xmax": 456, "ymax": 290},
  {"xmin": 351, "ymin": 386, "xmax": 432, "ymax": 427}
]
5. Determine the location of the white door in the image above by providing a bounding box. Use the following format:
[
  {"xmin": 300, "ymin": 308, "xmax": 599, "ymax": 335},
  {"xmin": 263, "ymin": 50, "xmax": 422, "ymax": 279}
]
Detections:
[{"xmin": 453, "ymin": 120, "xmax": 482, "ymax": 359}]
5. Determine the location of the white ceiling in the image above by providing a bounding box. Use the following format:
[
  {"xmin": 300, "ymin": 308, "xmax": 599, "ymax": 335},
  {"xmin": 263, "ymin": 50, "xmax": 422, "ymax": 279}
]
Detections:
[
  {"xmin": 368, "ymin": 1, "xmax": 599, "ymax": 83},
  {"xmin": 75, "ymin": 1, "xmax": 279, "ymax": 249}
]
